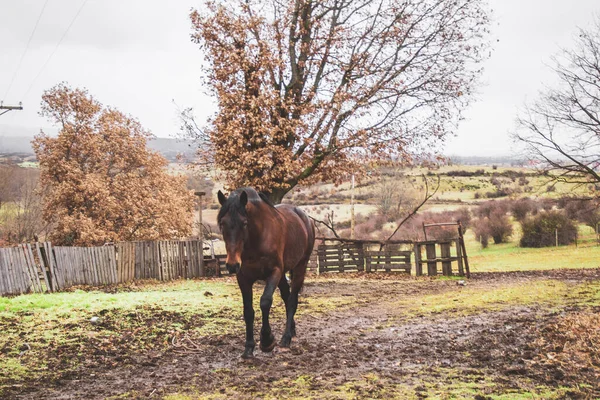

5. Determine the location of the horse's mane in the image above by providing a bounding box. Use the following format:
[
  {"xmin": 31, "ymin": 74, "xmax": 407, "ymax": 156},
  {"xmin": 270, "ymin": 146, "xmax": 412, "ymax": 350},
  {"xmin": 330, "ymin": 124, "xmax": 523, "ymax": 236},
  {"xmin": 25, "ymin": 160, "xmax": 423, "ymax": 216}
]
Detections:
[{"xmin": 258, "ymin": 192, "xmax": 276, "ymax": 209}]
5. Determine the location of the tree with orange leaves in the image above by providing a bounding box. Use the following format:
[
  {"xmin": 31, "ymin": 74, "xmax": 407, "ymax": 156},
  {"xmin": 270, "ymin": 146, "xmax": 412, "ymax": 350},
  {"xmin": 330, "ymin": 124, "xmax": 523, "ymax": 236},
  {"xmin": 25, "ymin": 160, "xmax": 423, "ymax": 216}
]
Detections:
[
  {"xmin": 33, "ymin": 83, "xmax": 195, "ymax": 246},
  {"xmin": 184, "ymin": 0, "xmax": 490, "ymax": 203}
]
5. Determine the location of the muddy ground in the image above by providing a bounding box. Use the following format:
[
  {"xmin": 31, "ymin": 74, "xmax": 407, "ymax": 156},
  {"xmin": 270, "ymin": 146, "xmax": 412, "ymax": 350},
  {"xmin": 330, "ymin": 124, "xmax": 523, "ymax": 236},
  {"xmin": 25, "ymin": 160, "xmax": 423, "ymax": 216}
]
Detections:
[{"xmin": 7, "ymin": 269, "xmax": 600, "ymax": 399}]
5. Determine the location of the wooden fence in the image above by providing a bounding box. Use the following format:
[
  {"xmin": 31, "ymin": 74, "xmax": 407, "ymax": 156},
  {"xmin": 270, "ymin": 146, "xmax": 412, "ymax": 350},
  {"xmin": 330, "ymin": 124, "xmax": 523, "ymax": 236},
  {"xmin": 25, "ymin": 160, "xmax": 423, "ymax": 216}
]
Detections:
[
  {"xmin": 0, "ymin": 237, "xmax": 470, "ymax": 297},
  {"xmin": 315, "ymin": 238, "xmax": 469, "ymax": 277},
  {"xmin": 0, "ymin": 240, "xmax": 208, "ymax": 297},
  {"xmin": 414, "ymin": 239, "xmax": 468, "ymax": 277}
]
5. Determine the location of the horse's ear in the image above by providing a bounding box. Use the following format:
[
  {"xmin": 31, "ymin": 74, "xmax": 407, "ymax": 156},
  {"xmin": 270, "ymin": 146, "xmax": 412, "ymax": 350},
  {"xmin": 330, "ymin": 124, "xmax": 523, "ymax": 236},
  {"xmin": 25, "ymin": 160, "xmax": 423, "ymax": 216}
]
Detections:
[
  {"xmin": 218, "ymin": 190, "xmax": 227, "ymax": 206},
  {"xmin": 239, "ymin": 190, "xmax": 248, "ymax": 207}
]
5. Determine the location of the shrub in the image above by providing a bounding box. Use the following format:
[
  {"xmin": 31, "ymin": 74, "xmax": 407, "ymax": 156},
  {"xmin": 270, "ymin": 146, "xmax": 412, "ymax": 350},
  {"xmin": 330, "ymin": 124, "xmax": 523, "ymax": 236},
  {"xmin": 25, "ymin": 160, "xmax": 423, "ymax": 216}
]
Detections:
[
  {"xmin": 473, "ymin": 207, "xmax": 513, "ymax": 245},
  {"xmin": 476, "ymin": 199, "xmax": 510, "ymax": 219},
  {"xmin": 489, "ymin": 211, "xmax": 513, "ymax": 244},
  {"xmin": 558, "ymin": 197, "xmax": 600, "ymax": 229},
  {"xmin": 511, "ymin": 197, "xmax": 537, "ymax": 221},
  {"xmin": 520, "ymin": 210, "xmax": 578, "ymax": 248},
  {"xmin": 473, "ymin": 218, "xmax": 490, "ymax": 248}
]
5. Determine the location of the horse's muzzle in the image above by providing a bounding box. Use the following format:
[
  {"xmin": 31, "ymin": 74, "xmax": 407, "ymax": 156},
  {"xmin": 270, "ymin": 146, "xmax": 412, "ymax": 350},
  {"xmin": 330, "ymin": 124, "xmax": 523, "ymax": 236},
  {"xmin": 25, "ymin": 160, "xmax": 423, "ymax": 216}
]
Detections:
[{"xmin": 226, "ymin": 262, "xmax": 240, "ymax": 275}]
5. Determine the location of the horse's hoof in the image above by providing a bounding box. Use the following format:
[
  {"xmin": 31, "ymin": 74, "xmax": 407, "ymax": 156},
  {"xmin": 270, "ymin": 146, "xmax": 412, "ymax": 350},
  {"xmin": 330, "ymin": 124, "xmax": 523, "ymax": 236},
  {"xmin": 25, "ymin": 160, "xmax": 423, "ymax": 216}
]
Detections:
[
  {"xmin": 260, "ymin": 339, "xmax": 276, "ymax": 352},
  {"xmin": 280, "ymin": 335, "xmax": 292, "ymax": 348},
  {"xmin": 241, "ymin": 351, "xmax": 254, "ymax": 359}
]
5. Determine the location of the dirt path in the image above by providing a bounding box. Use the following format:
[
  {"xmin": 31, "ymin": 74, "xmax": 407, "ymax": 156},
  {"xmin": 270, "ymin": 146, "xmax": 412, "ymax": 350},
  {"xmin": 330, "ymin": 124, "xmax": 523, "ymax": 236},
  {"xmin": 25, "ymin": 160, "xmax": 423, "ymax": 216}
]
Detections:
[{"xmin": 12, "ymin": 269, "xmax": 600, "ymax": 399}]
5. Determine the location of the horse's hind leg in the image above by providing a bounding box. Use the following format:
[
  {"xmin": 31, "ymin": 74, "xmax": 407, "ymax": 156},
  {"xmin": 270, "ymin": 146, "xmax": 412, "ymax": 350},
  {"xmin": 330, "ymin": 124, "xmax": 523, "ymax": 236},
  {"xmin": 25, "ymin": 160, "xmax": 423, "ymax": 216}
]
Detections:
[{"xmin": 280, "ymin": 266, "xmax": 306, "ymax": 348}]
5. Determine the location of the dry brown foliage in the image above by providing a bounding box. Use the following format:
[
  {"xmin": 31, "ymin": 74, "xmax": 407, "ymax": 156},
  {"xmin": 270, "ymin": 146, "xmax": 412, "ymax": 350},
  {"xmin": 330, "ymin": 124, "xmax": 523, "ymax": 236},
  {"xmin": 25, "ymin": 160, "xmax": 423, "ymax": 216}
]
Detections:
[
  {"xmin": 33, "ymin": 83, "xmax": 195, "ymax": 246},
  {"xmin": 186, "ymin": 0, "xmax": 490, "ymax": 202},
  {"xmin": 533, "ymin": 310, "xmax": 600, "ymax": 383}
]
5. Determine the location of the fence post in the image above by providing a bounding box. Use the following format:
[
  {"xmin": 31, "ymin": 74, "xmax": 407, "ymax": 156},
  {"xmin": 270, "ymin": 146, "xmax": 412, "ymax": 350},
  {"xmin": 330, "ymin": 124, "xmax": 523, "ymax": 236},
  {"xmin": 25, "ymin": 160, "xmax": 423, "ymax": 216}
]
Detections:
[
  {"xmin": 456, "ymin": 239, "xmax": 464, "ymax": 276},
  {"xmin": 414, "ymin": 243, "xmax": 422, "ymax": 276},
  {"xmin": 425, "ymin": 243, "xmax": 437, "ymax": 276},
  {"xmin": 440, "ymin": 242, "xmax": 452, "ymax": 276}
]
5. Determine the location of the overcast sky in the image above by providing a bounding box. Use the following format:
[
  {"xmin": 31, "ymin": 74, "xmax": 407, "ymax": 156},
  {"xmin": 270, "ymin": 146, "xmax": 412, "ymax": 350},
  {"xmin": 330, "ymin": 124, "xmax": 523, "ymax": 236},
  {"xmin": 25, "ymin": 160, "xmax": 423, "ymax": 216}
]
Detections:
[{"xmin": 0, "ymin": 0, "xmax": 599, "ymax": 156}]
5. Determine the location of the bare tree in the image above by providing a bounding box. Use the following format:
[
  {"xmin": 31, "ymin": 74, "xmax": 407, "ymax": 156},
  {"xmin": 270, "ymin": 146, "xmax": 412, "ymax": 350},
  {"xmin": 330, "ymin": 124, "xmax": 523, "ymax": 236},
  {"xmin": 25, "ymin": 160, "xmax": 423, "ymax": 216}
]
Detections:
[{"xmin": 515, "ymin": 18, "xmax": 600, "ymax": 188}]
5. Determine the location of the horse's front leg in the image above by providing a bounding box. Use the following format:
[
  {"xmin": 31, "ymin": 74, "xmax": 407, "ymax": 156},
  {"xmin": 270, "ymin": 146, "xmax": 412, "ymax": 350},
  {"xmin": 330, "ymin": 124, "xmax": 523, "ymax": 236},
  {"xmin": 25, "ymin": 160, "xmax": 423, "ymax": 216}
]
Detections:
[
  {"xmin": 259, "ymin": 269, "xmax": 282, "ymax": 352},
  {"xmin": 237, "ymin": 275, "xmax": 255, "ymax": 359}
]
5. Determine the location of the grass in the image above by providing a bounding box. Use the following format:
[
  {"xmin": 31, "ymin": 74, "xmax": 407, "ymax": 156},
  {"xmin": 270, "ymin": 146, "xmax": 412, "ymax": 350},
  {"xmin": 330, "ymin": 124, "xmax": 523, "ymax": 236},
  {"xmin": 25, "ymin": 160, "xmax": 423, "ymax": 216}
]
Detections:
[
  {"xmin": 465, "ymin": 223, "xmax": 600, "ymax": 272},
  {"xmin": 398, "ymin": 280, "xmax": 600, "ymax": 318}
]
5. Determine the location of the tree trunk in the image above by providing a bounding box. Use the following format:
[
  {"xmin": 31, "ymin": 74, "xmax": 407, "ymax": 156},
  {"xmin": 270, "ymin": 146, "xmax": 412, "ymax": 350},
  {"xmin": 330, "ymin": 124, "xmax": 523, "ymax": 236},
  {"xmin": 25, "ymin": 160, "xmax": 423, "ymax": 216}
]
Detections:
[{"xmin": 265, "ymin": 187, "xmax": 290, "ymax": 205}]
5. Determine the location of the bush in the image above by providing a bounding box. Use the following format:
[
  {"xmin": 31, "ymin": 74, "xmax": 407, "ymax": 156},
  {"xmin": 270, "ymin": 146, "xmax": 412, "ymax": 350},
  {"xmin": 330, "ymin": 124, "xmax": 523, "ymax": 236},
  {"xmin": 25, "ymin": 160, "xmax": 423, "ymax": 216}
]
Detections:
[
  {"xmin": 558, "ymin": 197, "xmax": 600, "ymax": 229},
  {"xmin": 476, "ymin": 200, "xmax": 510, "ymax": 219},
  {"xmin": 473, "ymin": 208, "xmax": 513, "ymax": 245},
  {"xmin": 520, "ymin": 211, "xmax": 578, "ymax": 248},
  {"xmin": 473, "ymin": 218, "xmax": 490, "ymax": 248},
  {"xmin": 489, "ymin": 213, "xmax": 512, "ymax": 244},
  {"xmin": 511, "ymin": 197, "xmax": 537, "ymax": 221}
]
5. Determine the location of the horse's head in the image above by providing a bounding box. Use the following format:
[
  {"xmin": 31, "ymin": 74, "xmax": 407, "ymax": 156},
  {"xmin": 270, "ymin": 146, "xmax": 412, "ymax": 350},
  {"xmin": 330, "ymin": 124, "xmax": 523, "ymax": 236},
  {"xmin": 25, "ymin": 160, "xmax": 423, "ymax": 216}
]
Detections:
[{"xmin": 217, "ymin": 189, "xmax": 249, "ymax": 275}]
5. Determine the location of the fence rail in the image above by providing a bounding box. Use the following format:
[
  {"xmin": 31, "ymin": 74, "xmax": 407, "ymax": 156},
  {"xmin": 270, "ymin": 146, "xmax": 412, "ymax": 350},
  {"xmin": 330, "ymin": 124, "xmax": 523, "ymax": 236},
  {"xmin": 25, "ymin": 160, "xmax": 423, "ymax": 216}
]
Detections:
[
  {"xmin": 0, "ymin": 237, "xmax": 469, "ymax": 297},
  {"xmin": 0, "ymin": 241, "xmax": 210, "ymax": 297},
  {"xmin": 316, "ymin": 238, "xmax": 469, "ymax": 277}
]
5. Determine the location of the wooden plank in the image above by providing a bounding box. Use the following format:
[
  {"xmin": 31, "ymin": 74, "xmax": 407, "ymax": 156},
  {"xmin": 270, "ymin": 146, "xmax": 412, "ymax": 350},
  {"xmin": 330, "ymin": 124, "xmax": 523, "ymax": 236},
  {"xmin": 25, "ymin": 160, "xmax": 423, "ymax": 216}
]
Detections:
[
  {"xmin": 130, "ymin": 242, "xmax": 136, "ymax": 281},
  {"xmin": 0, "ymin": 250, "xmax": 8, "ymax": 295},
  {"xmin": 23, "ymin": 244, "xmax": 42, "ymax": 293},
  {"xmin": 158, "ymin": 241, "xmax": 165, "ymax": 281},
  {"xmin": 34, "ymin": 243, "xmax": 51, "ymax": 292},
  {"xmin": 89, "ymin": 247, "xmax": 99, "ymax": 285},
  {"xmin": 8, "ymin": 248, "xmax": 20, "ymax": 294},
  {"xmin": 441, "ymin": 243, "xmax": 452, "ymax": 276},
  {"xmin": 425, "ymin": 243, "xmax": 437, "ymax": 276},
  {"xmin": 101, "ymin": 247, "xmax": 109, "ymax": 284},
  {"xmin": 0, "ymin": 251, "xmax": 7, "ymax": 295},
  {"xmin": 14, "ymin": 247, "xmax": 27, "ymax": 293},
  {"xmin": 121, "ymin": 243, "xmax": 127, "ymax": 282},
  {"xmin": 108, "ymin": 247, "xmax": 117, "ymax": 285},
  {"xmin": 17, "ymin": 247, "xmax": 31, "ymax": 293},
  {"xmin": 456, "ymin": 240, "xmax": 464, "ymax": 276},
  {"xmin": 99, "ymin": 247, "xmax": 108, "ymax": 285},
  {"xmin": 111, "ymin": 246, "xmax": 118, "ymax": 284},
  {"xmin": 82, "ymin": 247, "xmax": 91, "ymax": 285},
  {"xmin": 458, "ymin": 224, "xmax": 470, "ymax": 278},
  {"xmin": 7, "ymin": 248, "xmax": 20, "ymax": 294},
  {"xmin": 414, "ymin": 243, "xmax": 422, "ymax": 276},
  {"xmin": 46, "ymin": 242, "xmax": 61, "ymax": 291},
  {"xmin": 4, "ymin": 249, "xmax": 16, "ymax": 294},
  {"xmin": 134, "ymin": 242, "xmax": 140, "ymax": 280},
  {"xmin": 115, "ymin": 244, "xmax": 122, "ymax": 283},
  {"xmin": 5, "ymin": 248, "xmax": 19, "ymax": 294},
  {"xmin": 200, "ymin": 240, "xmax": 206, "ymax": 277}
]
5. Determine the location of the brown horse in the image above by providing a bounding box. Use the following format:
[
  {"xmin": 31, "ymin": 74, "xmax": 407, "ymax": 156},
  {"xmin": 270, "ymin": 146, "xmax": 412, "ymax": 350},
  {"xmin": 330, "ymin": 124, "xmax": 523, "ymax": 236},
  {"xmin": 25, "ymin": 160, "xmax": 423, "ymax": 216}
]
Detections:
[{"xmin": 217, "ymin": 188, "xmax": 315, "ymax": 359}]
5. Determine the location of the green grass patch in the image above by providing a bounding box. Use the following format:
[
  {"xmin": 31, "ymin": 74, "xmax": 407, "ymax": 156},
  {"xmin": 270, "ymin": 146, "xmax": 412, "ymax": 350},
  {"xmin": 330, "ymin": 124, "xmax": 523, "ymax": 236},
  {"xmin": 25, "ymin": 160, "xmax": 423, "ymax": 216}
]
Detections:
[{"xmin": 398, "ymin": 280, "xmax": 600, "ymax": 318}]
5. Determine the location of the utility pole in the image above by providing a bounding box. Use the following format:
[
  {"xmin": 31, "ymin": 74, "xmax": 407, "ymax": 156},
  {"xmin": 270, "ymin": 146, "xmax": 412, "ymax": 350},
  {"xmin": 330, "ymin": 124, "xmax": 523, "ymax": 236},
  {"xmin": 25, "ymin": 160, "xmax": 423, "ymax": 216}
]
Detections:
[
  {"xmin": 350, "ymin": 174, "xmax": 355, "ymax": 239},
  {"xmin": 0, "ymin": 102, "xmax": 23, "ymax": 117},
  {"xmin": 194, "ymin": 191, "xmax": 206, "ymax": 239}
]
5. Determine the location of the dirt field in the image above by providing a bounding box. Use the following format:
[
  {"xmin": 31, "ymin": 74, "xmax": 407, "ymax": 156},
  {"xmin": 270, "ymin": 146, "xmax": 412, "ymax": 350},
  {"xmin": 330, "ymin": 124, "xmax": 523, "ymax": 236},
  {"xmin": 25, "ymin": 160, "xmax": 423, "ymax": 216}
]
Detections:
[{"xmin": 3, "ymin": 269, "xmax": 600, "ymax": 399}]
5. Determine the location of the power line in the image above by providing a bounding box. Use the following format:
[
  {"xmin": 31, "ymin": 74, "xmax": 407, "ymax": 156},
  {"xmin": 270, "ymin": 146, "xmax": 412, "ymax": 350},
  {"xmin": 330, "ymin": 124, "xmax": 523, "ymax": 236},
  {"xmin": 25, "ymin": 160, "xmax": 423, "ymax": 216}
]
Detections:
[
  {"xmin": 2, "ymin": 0, "xmax": 49, "ymax": 102},
  {"xmin": 20, "ymin": 0, "xmax": 89, "ymax": 102}
]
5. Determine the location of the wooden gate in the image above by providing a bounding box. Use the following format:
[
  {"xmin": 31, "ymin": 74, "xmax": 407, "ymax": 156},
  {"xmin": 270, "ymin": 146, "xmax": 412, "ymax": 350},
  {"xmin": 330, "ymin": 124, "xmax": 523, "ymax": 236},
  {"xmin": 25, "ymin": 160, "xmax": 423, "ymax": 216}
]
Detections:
[{"xmin": 414, "ymin": 239, "xmax": 469, "ymax": 277}]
